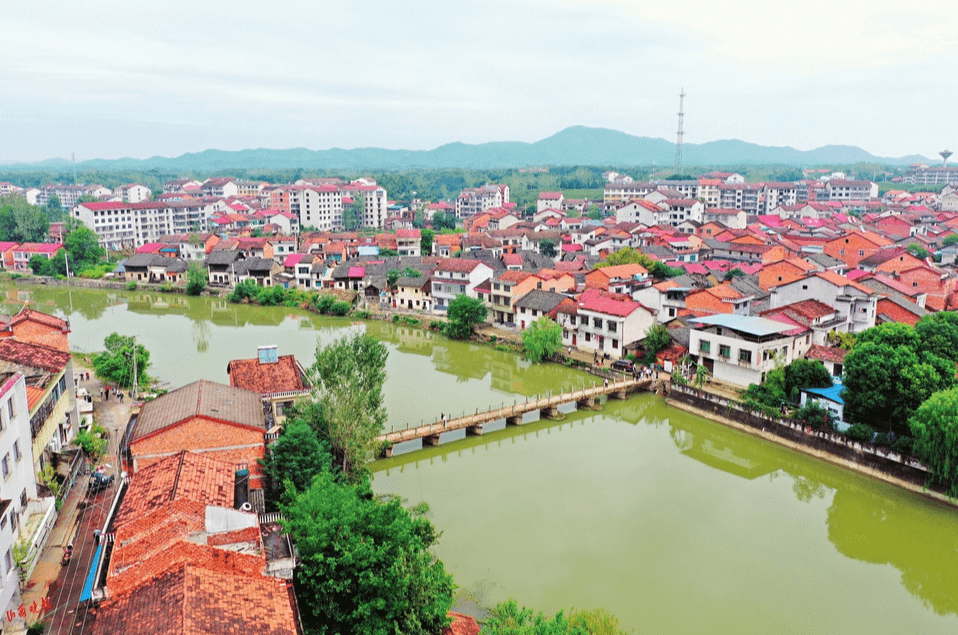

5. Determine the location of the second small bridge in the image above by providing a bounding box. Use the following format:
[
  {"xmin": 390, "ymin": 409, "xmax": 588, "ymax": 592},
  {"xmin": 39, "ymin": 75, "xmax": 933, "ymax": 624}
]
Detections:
[{"xmin": 378, "ymin": 377, "xmax": 656, "ymax": 456}]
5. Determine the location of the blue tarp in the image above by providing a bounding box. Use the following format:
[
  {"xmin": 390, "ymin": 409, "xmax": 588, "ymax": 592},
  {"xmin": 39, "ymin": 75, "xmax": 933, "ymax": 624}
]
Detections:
[{"xmin": 79, "ymin": 543, "xmax": 104, "ymax": 602}]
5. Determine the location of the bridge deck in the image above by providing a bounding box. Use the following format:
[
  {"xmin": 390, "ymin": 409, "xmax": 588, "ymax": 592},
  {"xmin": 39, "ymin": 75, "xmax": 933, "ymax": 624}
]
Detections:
[{"xmin": 378, "ymin": 377, "xmax": 653, "ymax": 446}]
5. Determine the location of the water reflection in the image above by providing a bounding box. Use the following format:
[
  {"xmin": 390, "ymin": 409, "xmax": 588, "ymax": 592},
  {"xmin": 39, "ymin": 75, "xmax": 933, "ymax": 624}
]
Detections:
[{"xmin": 827, "ymin": 485, "xmax": 958, "ymax": 616}]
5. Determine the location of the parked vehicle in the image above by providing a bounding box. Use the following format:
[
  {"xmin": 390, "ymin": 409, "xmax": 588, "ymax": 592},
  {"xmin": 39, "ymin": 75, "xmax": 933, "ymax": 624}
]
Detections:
[
  {"xmin": 88, "ymin": 471, "xmax": 115, "ymax": 494},
  {"xmin": 611, "ymin": 359, "xmax": 636, "ymax": 373}
]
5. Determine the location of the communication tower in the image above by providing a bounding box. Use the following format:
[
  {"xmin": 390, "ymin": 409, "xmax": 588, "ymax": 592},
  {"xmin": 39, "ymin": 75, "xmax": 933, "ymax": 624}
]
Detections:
[{"xmin": 674, "ymin": 88, "xmax": 686, "ymax": 173}]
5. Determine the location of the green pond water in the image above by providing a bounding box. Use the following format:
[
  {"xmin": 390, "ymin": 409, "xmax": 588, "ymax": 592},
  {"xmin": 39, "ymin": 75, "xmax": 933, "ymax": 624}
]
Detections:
[{"xmin": 9, "ymin": 284, "xmax": 958, "ymax": 634}]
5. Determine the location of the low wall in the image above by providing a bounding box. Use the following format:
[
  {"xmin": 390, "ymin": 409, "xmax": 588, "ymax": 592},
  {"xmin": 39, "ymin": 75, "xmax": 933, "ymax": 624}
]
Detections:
[{"xmin": 666, "ymin": 383, "xmax": 956, "ymax": 506}]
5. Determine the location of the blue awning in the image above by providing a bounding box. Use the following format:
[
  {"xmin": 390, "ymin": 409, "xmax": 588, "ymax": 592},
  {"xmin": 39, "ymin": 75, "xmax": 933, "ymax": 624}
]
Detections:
[{"xmin": 79, "ymin": 543, "xmax": 104, "ymax": 602}]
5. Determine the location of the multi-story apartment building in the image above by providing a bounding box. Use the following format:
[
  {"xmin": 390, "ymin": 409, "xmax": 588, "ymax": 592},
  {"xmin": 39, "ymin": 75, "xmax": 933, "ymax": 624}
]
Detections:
[
  {"xmin": 0, "ymin": 371, "xmax": 41, "ymax": 623},
  {"xmin": 823, "ymin": 179, "xmax": 878, "ymax": 201},
  {"xmin": 763, "ymin": 182, "xmax": 798, "ymax": 213},
  {"xmin": 603, "ymin": 181, "xmax": 655, "ymax": 205},
  {"xmin": 290, "ymin": 185, "xmax": 343, "ymax": 232},
  {"xmin": 115, "ymin": 183, "xmax": 152, "ymax": 203},
  {"xmin": 200, "ymin": 178, "xmax": 239, "ymax": 198},
  {"xmin": 343, "ymin": 182, "xmax": 389, "ymax": 229},
  {"xmin": 902, "ymin": 165, "xmax": 958, "ymax": 185},
  {"xmin": 73, "ymin": 201, "xmax": 215, "ymax": 250},
  {"xmin": 718, "ymin": 183, "xmax": 765, "ymax": 214},
  {"xmin": 455, "ymin": 184, "xmax": 510, "ymax": 218},
  {"xmin": 35, "ymin": 184, "xmax": 111, "ymax": 209},
  {"xmin": 430, "ymin": 259, "xmax": 494, "ymax": 311}
]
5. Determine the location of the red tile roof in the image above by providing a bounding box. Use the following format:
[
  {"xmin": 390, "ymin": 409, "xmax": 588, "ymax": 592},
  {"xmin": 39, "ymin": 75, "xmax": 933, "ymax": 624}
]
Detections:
[
  {"xmin": 444, "ymin": 612, "xmax": 481, "ymax": 635},
  {"xmin": 806, "ymin": 344, "xmax": 848, "ymax": 364},
  {"xmin": 115, "ymin": 451, "xmax": 235, "ymax": 527},
  {"xmin": 93, "ymin": 564, "xmax": 297, "ymax": 635},
  {"xmin": 227, "ymin": 355, "xmax": 306, "ymax": 395},
  {"xmin": 0, "ymin": 339, "xmax": 71, "ymax": 373},
  {"xmin": 577, "ymin": 288, "xmax": 648, "ymax": 318},
  {"xmin": 9, "ymin": 306, "xmax": 69, "ymax": 332}
]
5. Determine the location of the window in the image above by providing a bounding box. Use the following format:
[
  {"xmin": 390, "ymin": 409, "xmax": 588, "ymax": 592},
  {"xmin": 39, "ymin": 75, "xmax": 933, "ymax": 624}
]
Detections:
[
  {"xmin": 13, "ymin": 440, "xmax": 19, "ymax": 463},
  {"xmin": 1, "ymin": 453, "xmax": 9, "ymax": 480},
  {"xmin": 6, "ymin": 397, "xmax": 13, "ymax": 421},
  {"xmin": 699, "ymin": 340, "xmax": 711, "ymax": 353},
  {"xmin": 859, "ymin": 250, "xmax": 865, "ymax": 257},
  {"xmin": 739, "ymin": 350, "xmax": 752, "ymax": 364},
  {"xmin": 719, "ymin": 344, "xmax": 731, "ymax": 358}
]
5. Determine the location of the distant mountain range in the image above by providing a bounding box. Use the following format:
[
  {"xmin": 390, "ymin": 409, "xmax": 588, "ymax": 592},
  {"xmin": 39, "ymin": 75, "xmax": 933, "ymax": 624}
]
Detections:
[{"xmin": 2, "ymin": 126, "xmax": 933, "ymax": 172}]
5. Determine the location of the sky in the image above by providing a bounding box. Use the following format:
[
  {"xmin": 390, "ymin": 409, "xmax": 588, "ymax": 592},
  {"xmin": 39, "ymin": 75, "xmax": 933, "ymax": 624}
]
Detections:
[{"xmin": 2, "ymin": 0, "xmax": 957, "ymax": 163}]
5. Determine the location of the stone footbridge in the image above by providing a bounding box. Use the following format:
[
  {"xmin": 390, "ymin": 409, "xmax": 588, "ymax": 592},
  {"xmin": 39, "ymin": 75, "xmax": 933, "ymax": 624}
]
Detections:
[{"xmin": 378, "ymin": 377, "xmax": 655, "ymax": 456}]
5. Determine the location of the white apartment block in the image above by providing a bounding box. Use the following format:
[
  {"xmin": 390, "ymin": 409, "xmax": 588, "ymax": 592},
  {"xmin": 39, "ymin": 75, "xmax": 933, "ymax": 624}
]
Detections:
[
  {"xmin": 343, "ymin": 184, "xmax": 389, "ymax": 229},
  {"xmin": 0, "ymin": 372, "xmax": 45, "ymax": 624},
  {"xmin": 35, "ymin": 184, "xmax": 111, "ymax": 209},
  {"xmin": 455, "ymin": 184, "xmax": 510, "ymax": 218},
  {"xmin": 115, "ymin": 183, "xmax": 151, "ymax": 203},
  {"xmin": 73, "ymin": 201, "xmax": 214, "ymax": 250},
  {"xmin": 824, "ymin": 180, "xmax": 879, "ymax": 201}
]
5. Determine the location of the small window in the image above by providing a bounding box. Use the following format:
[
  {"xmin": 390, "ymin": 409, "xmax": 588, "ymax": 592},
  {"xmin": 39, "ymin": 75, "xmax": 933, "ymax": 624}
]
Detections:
[
  {"xmin": 719, "ymin": 344, "xmax": 731, "ymax": 358},
  {"xmin": 12, "ymin": 440, "xmax": 20, "ymax": 463},
  {"xmin": 1, "ymin": 454, "xmax": 9, "ymax": 480}
]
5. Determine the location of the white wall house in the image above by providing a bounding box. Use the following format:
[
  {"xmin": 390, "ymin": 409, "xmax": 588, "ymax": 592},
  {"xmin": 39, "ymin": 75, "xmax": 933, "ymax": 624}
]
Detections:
[
  {"xmin": 575, "ymin": 289, "xmax": 656, "ymax": 358},
  {"xmin": 689, "ymin": 314, "xmax": 805, "ymax": 387},
  {"xmin": 430, "ymin": 259, "xmax": 493, "ymax": 312},
  {"xmin": 769, "ymin": 272, "xmax": 877, "ymax": 333}
]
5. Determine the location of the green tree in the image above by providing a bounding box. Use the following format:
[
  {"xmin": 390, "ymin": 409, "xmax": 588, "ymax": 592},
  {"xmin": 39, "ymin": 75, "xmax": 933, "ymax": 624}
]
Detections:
[
  {"xmin": 723, "ymin": 267, "xmax": 745, "ymax": 281},
  {"xmin": 309, "ymin": 332, "xmax": 388, "ymax": 482},
  {"xmin": 343, "ymin": 195, "xmax": 364, "ymax": 231},
  {"xmin": 420, "ymin": 228, "xmax": 434, "ymax": 255},
  {"xmin": 906, "ymin": 243, "xmax": 930, "ymax": 259},
  {"xmin": 65, "ymin": 226, "xmax": 104, "ymax": 270},
  {"xmin": 0, "ymin": 196, "xmax": 48, "ymax": 242},
  {"xmin": 282, "ymin": 472, "xmax": 454, "ymax": 635},
  {"xmin": 185, "ymin": 261, "xmax": 208, "ymax": 295},
  {"xmin": 379, "ymin": 247, "xmax": 399, "ymax": 257},
  {"xmin": 91, "ymin": 333, "xmax": 150, "ymax": 389},
  {"xmin": 77, "ymin": 193, "xmax": 98, "ymax": 204},
  {"xmin": 943, "ymin": 234, "xmax": 958, "ymax": 247},
  {"xmin": 594, "ymin": 247, "xmax": 681, "ymax": 279},
  {"xmin": 521, "ymin": 317, "xmax": 562, "ymax": 363},
  {"xmin": 74, "ymin": 424, "xmax": 109, "ymax": 463},
  {"xmin": 585, "ymin": 205, "xmax": 603, "ymax": 220},
  {"xmin": 783, "ymin": 359, "xmax": 833, "ymax": 403},
  {"xmin": 444, "ymin": 294, "xmax": 487, "ymax": 340},
  {"xmin": 28, "ymin": 254, "xmax": 51, "ymax": 276},
  {"xmin": 540, "ymin": 239, "xmax": 557, "ymax": 258},
  {"xmin": 915, "ymin": 311, "xmax": 958, "ymax": 363},
  {"xmin": 642, "ymin": 324, "xmax": 671, "ymax": 362},
  {"xmin": 44, "ymin": 194, "xmax": 63, "ymax": 218},
  {"xmin": 484, "ymin": 600, "xmax": 629, "ymax": 635},
  {"xmin": 261, "ymin": 418, "xmax": 332, "ymax": 505},
  {"xmin": 909, "ymin": 386, "xmax": 958, "ymax": 497},
  {"xmin": 432, "ymin": 211, "xmax": 456, "ymax": 231}
]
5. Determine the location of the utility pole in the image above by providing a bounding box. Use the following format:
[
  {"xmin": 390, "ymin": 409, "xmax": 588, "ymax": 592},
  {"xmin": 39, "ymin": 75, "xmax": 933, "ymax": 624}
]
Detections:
[
  {"xmin": 674, "ymin": 88, "xmax": 686, "ymax": 174},
  {"xmin": 132, "ymin": 336, "xmax": 137, "ymax": 401}
]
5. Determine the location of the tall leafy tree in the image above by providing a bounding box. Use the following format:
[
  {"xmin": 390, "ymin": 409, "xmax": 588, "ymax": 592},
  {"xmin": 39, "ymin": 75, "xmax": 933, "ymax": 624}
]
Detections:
[
  {"xmin": 309, "ymin": 332, "xmax": 388, "ymax": 482},
  {"xmin": 539, "ymin": 239, "xmax": 557, "ymax": 258},
  {"xmin": 521, "ymin": 317, "xmax": 562, "ymax": 362},
  {"xmin": 420, "ymin": 227, "xmax": 434, "ymax": 255},
  {"xmin": 915, "ymin": 311, "xmax": 958, "ymax": 363},
  {"xmin": 261, "ymin": 418, "xmax": 332, "ymax": 505},
  {"xmin": 444, "ymin": 294, "xmax": 487, "ymax": 340},
  {"xmin": 484, "ymin": 600, "xmax": 628, "ymax": 635},
  {"xmin": 909, "ymin": 386, "xmax": 958, "ymax": 497},
  {"xmin": 91, "ymin": 333, "xmax": 151, "ymax": 389},
  {"xmin": 282, "ymin": 472, "xmax": 454, "ymax": 635},
  {"xmin": 64, "ymin": 226, "xmax": 104, "ymax": 270},
  {"xmin": 783, "ymin": 359, "xmax": 832, "ymax": 403},
  {"xmin": 343, "ymin": 195, "xmax": 364, "ymax": 231},
  {"xmin": 185, "ymin": 261, "xmax": 208, "ymax": 295}
]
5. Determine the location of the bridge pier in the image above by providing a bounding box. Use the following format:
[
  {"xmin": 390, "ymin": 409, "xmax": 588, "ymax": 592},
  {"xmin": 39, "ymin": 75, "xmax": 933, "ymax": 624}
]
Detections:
[
  {"xmin": 381, "ymin": 446, "xmax": 394, "ymax": 458},
  {"xmin": 576, "ymin": 396, "xmax": 600, "ymax": 410},
  {"xmin": 609, "ymin": 389, "xmax": 628, "ymax": 400},
  {"xmin": 506, "ymin": 415, "xmax": 524, "ymax": 426},
  {"xmin": 424, "ymin": 433, "xmax": 442, "ymax": 446},
  {"xmin": 540, "ymin": 405, "xmax": 564, "ymax": 421},
  {"xmin": 466, "ymin": 424, "xmax": 484, "ymax": 436}
]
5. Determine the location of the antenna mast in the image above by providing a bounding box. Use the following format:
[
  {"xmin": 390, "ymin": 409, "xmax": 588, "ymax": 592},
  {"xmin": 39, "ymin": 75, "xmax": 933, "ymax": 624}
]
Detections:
[{"xmin": 674, "ymin": 88, "xmax": 685, "ymax": 173}]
